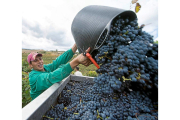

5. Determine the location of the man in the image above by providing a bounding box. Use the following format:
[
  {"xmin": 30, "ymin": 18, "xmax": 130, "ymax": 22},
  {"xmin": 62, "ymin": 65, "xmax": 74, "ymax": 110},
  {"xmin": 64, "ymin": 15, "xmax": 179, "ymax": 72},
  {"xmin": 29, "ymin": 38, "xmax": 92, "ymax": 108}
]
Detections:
[
  {"xmin": 27, "ymin": 44, "xmax": 91, "ymax": 100},
  {"xmin": 74, "ymin": 66, "xmax": 83, "ymax": 76}
]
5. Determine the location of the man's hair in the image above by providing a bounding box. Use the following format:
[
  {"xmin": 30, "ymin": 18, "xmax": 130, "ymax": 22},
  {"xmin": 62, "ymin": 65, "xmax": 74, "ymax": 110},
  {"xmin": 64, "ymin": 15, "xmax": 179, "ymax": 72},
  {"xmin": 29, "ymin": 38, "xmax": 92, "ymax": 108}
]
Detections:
[{"xmin": 76, "ymin": 66, "xmax": 79, "ymax": 71}]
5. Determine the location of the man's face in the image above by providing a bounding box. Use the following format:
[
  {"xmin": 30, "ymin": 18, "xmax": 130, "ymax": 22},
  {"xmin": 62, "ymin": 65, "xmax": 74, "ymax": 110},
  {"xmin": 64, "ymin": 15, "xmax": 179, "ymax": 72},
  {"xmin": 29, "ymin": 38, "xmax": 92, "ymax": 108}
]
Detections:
[{"xmin": 29, "ymin": 56, "xmax": 44, "ymax": 71}]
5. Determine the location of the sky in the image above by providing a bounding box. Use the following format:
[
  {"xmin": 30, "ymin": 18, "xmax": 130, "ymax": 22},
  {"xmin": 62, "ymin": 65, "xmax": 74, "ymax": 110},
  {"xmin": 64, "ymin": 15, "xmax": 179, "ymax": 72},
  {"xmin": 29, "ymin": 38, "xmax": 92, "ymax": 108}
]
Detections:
[{"xmin": 22, "ymin": 0, "xmax": 158, "ymax": 51}]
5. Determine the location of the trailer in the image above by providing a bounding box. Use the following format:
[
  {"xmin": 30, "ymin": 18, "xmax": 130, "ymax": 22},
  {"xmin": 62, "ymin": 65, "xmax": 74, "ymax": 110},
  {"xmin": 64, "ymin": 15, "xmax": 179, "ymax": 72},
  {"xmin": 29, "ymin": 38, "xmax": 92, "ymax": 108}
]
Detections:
[{"xmin": 22, "ymin": 75, "xmax": 94, "ymax": 120}]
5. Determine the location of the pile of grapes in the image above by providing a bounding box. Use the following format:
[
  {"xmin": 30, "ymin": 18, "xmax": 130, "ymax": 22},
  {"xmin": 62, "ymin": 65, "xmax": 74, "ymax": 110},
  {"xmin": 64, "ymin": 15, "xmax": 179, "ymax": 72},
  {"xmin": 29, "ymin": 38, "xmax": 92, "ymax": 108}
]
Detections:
[
  {"xmin": 43, "ymin": 80, "xmax": 158, "ymax": 120},
  {"xmin": 43, "ymin": 15, "xmax": 158, "ymax": 120}
]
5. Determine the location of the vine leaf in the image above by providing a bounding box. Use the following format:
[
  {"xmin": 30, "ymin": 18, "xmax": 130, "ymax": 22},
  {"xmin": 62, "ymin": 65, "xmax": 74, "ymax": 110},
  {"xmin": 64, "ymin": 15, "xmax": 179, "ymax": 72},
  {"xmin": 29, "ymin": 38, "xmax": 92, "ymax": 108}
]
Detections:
[
  {"xmin": 132, "ymin": 0, "xmax": 138, "ymax": 4},
  {"xmin": 135, "ymin": 3, "xmax": 141, "ymax": 13}
]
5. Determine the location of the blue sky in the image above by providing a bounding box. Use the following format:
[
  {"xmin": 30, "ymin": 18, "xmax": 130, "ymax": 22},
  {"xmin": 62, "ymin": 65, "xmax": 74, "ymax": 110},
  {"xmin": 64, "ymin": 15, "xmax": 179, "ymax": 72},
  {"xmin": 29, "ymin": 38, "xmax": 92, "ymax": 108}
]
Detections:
[{"xmin": 22, "ymin": 0, "xmax": 158, "ymax": 51}]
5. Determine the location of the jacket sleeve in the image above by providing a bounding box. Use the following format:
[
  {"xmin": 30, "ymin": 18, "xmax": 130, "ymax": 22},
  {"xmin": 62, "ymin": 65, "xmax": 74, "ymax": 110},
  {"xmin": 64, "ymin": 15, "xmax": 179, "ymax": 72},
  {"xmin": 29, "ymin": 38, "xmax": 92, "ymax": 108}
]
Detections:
[
  {"xmin": 30, "ymin": 63, "xmax": 73, "ymax": 92},
  {"xmin": 46, "ymin": 49, "xmax": 74, "ymax": 72}
]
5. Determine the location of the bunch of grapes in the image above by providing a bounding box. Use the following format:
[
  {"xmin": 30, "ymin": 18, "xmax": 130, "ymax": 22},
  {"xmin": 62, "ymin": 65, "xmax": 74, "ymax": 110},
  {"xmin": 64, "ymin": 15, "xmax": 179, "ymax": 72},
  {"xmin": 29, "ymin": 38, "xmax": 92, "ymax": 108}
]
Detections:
[{"xmin": 93, "ymin": 15, "xmax": 158, "ymax": 95}]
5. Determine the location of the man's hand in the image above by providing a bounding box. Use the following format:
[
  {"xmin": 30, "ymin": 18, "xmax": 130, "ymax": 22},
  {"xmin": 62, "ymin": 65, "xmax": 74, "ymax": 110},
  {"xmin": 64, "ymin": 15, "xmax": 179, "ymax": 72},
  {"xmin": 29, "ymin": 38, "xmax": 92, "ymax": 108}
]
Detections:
[
  {"xmin": 70, "ymin": 47, "xmax": 92, "ymax": 69},
  {"xmin": 76, "ymin": 47, "xmax": 92, "ymax": 66}
]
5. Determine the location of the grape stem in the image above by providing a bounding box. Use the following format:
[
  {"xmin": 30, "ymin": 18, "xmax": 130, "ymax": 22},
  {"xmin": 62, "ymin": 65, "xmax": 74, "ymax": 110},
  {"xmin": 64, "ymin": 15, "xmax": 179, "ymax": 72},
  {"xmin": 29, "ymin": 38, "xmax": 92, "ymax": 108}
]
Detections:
[
  {"xmin": 136, "ymin": 73, "xmax": 141, "ymax": 80},
  {"xmin": 74, "ymin": 113, "xmax": 79, "ymax": 115},
  {"xmin": 124, "ymin": 31, "xmax": 129, "ymax": 35},
  {"xmin": 80, "ymin": 98, "xmax": 82, "ymax": 104},
  {"xmin": 51, "ymin": 105, "xmax": 54, "ymax": 109},
  {"xmin": 135, "ymin": 113, "xmax": 139, "ymax": 120},
  {"xmin": 67, "ymin": 90, "xmax": 71, "ymax": 93},
  {"xmin": 98, "ymin": 52, "xmax": 111, "ymax": 60},
  {"xmin": 96, "ymin": 110, "xmax": 103, "ymax": 119},
  {"xmin": 43, "ymin": 115, "xmax": 58, "ymax": 120},
  {"xmin": 122, "ymin": 76, "xmax": 131, "ymax": 82}
]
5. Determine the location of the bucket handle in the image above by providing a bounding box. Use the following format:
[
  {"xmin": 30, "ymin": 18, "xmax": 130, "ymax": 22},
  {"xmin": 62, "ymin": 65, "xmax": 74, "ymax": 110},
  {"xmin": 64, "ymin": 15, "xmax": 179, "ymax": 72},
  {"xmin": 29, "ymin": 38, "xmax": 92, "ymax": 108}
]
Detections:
[{"xmin": 94, "ymin": 21, "xmax": 111, "ymax": 50}]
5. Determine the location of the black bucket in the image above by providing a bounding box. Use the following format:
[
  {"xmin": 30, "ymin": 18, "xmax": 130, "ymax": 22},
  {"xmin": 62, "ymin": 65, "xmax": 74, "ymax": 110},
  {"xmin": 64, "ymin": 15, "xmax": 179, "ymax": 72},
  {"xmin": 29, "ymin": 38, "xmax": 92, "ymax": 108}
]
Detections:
[{"xmin": 71, "ymin": 5, "xmax": 137, "ymax": 57}]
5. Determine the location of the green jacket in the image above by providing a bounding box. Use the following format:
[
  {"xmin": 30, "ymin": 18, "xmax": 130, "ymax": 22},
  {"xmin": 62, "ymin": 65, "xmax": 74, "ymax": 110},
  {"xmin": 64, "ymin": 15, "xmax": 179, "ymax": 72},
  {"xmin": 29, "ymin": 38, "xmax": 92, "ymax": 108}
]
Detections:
[{"xmin": 29, "ymin": 49, "xmax": 74, "ymax": 100}]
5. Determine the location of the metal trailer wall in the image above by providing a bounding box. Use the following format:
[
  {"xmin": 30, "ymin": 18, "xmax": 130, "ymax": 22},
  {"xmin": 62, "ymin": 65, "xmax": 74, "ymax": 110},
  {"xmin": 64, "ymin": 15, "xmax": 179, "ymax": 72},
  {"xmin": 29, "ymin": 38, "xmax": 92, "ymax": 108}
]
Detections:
[{"xmin": 22, "ymin": 75, "xmax": 94, "ymax": 120}]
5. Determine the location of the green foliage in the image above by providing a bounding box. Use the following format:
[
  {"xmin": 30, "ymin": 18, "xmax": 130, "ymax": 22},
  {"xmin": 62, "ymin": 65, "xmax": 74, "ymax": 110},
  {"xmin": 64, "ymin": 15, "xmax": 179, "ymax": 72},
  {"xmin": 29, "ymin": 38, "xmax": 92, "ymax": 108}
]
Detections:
[
  {"xmin": 22, "ymin": 58, "xmax": 28, "ymax": 66},
  {"xmin": 154, "ymin": 40, "xmax": 158, "ymax": 44},
  {"xmin": 22, "ymin": 71, "xmax": 32, "ymax": 108},
  {"xmin": 77, "ymin": 64, "xmax": 97, "ymax": 76},
  {"xmin": 87, "ymin": 71, "xmax": 98, "ymax": 77},
  {"xmin": 22, "ymin": 58, "xmax": 31, "ymax": 72},
  {"xmin": 41, "ymin": 51, "xmax": 46, "ymax": 54},
  {"xmin": 71, "ymin": 71, "xmax": 75, "ymax": 75}
]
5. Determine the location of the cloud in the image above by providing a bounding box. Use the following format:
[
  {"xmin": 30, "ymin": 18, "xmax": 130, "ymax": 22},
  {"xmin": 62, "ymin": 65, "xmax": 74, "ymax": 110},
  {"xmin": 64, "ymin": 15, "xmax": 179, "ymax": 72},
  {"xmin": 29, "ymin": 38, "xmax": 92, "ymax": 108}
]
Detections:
[
  {"xmin": 22, "ymin": 33, "xmax": 70, "ymax": 51},
  {"xmin": 22, "ymin": 0, "xmax": 158, "ymax": 50},
  {"xmin": 22, "ymin": 18, "xmax": 71, "ymax": 50},
  {"xmin": 46, "ymin": 30, "xmax": 69, "ymax": 47},
  {"xmin": 22, "ymin": 19, "xmax": 44, "ymax": 38}
]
